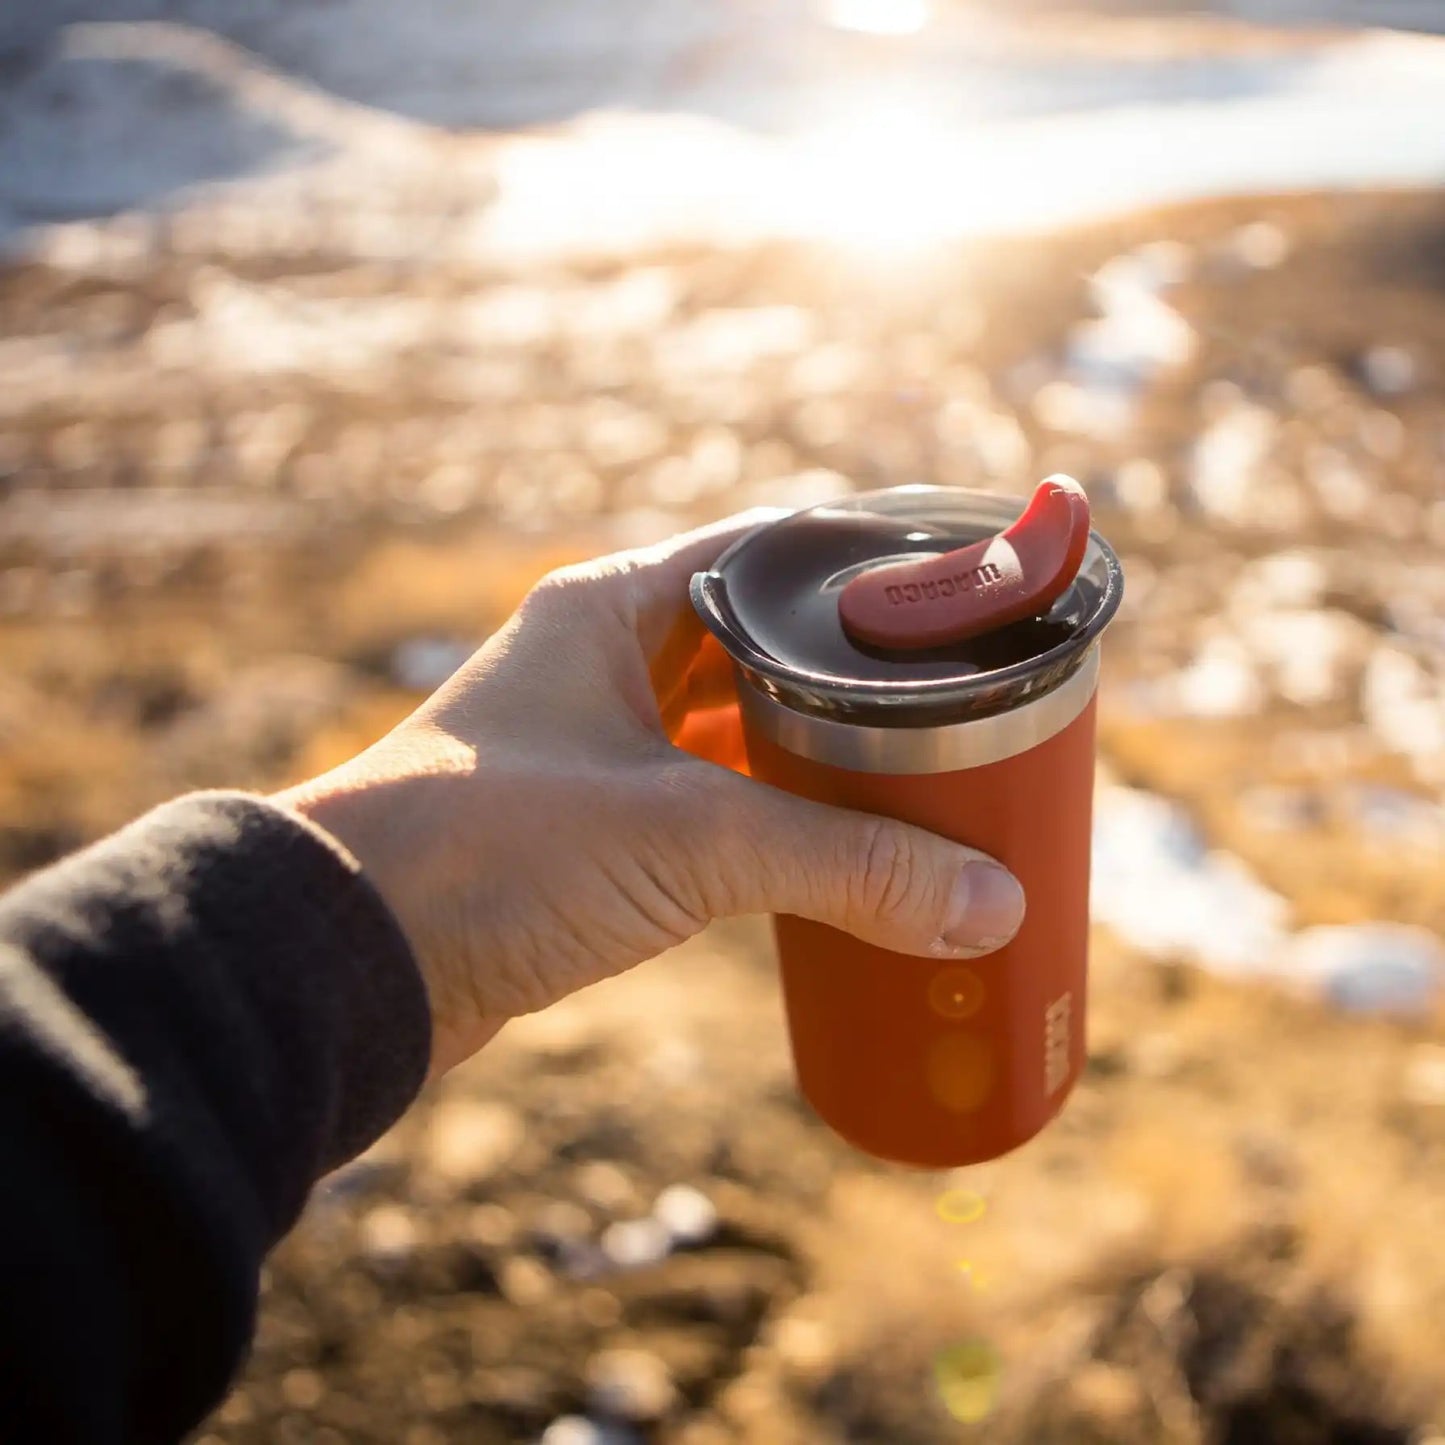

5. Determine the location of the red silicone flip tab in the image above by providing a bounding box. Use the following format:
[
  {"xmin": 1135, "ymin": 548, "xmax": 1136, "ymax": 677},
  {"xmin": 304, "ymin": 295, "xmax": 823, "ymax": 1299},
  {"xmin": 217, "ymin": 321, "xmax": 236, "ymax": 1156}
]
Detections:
[{"xmin": 838, "ymin": 476, "xmax": 1091, "ymax": 650}]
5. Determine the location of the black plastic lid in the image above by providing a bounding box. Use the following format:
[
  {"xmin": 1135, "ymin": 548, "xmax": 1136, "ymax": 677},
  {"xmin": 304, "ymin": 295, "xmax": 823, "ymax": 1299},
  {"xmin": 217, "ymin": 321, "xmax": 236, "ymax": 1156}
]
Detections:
[{"xmin": 691, "ymin": 484, "xmax": 1124, "ymax": 726}]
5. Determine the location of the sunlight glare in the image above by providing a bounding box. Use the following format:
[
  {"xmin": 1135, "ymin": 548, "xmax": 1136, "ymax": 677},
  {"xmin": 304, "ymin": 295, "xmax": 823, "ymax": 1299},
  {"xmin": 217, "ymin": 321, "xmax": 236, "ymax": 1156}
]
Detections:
[
  {"xmin": 823, "ymin": 0, "xmax": 933, "ymax": 36},
  {"xmin": 774, "ymin": 93, "xmax": 1093, "ymax": 259},
  {"xmin": 477, "ymin": 100, "xmax": 1100, "ymax": 264},
  {"xmin": 786, "ymin": 101, "xmax": 967, "ymax": 256}
]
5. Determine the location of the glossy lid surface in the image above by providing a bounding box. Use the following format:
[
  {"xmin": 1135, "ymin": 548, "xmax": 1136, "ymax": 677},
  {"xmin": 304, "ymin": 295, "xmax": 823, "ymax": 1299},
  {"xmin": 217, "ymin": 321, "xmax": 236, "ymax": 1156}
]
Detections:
[{"xmin": 691, "ymin": 485, "xmax": 1123, "ymax": 725}]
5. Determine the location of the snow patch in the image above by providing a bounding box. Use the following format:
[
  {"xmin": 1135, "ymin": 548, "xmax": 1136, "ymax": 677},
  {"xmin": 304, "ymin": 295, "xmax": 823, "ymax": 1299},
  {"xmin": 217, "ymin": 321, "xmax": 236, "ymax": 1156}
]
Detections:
[{"xmin": 1092, "ymin": 784, "xmax": 1445, "ymax": 1016}]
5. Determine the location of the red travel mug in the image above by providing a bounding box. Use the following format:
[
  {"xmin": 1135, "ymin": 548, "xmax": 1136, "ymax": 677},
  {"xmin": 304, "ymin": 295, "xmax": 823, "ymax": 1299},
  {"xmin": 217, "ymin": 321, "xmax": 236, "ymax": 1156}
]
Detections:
[{"xmin": 691, "ymin": 485, "xmax": 1123, "ymax": 1168}]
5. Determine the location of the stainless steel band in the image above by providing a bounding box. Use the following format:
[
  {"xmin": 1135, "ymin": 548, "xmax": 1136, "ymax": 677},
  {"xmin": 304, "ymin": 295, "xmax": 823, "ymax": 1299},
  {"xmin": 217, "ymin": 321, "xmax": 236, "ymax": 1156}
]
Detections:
[{"xmin": 736, "ymin": 646, "xmax": 1100, "ymax": 775}]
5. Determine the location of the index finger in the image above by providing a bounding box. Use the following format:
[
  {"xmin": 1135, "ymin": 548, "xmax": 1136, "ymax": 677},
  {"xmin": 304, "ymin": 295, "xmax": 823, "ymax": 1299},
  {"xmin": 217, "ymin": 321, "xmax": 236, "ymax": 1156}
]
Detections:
[
  {"xmin": 620, "ymin": 508, "xmax": 787, "ymax": 677},
  {"xmin": 626, "ymin": 507, "xmax": 787, "ymax": 640}
]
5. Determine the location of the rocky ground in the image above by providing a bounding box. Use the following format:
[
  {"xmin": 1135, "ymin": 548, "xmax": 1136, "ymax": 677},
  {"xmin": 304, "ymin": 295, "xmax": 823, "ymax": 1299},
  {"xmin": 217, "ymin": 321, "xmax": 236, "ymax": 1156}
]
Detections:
[{"xmin": 0, "ymin": 185, "xmax": 1443, "ymax": 1443}]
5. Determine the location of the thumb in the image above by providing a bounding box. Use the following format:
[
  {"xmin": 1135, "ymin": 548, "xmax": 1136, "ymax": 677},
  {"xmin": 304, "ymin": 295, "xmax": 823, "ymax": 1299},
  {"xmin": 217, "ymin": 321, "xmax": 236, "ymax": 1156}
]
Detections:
[{"xmin": 696, "ymin": 771, "xmax": 1026, "ymax": 959}]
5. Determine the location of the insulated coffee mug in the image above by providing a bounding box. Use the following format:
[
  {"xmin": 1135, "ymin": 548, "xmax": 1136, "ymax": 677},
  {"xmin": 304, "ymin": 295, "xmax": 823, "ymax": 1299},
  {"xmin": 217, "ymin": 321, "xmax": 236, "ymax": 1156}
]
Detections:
[{"xmin": 691, "ymin": 485, "xmax": 1123, "ymax": 1168}]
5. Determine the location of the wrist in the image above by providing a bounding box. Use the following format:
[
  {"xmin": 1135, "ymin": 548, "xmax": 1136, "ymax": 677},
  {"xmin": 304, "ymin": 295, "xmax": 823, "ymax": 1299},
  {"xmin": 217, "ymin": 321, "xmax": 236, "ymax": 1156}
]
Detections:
[{"xmin": 274, "ymin": 772, "xmax": 500, "ymax": 1081}]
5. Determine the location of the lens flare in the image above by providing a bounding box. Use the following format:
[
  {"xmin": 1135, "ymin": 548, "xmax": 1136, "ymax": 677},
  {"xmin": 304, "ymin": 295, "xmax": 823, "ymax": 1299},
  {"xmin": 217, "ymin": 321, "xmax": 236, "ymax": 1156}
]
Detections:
[
  {"xmin": 928, "ymin": 965, "xmax": 986, "ymax": 1019},
  {"xmin": 935, "ymin": 1189, "xmax": 986, "ymax": 1225},
  {"xmin": 934, "ymin": 1337, "xmax": 1001, "ymax": 1423},
  {"xmin": 955, "ymin": 1259, "xmax": 992, "ymax": 1292}
]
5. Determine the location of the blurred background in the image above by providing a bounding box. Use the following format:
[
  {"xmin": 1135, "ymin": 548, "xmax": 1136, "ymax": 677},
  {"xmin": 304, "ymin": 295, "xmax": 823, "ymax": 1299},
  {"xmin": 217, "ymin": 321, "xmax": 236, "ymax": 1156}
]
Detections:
[{"xmin": 2, "ymin": 2, "xmax": 1444, "ymax": 1442}]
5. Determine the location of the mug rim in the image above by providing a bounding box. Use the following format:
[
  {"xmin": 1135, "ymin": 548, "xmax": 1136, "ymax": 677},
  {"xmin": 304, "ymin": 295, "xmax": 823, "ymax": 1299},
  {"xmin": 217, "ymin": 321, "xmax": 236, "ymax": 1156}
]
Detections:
[{"xmin": 738, "ymin": 646, "xmax": 1099, "ymax": 773}]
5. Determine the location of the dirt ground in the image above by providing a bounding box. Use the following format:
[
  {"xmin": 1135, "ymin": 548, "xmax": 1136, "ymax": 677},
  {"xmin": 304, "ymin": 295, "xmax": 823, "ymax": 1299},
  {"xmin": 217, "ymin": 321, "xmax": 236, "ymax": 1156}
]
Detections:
[{"xmin": 0, "ymin": 186, "xmax": 1442, "ymax": 1443}]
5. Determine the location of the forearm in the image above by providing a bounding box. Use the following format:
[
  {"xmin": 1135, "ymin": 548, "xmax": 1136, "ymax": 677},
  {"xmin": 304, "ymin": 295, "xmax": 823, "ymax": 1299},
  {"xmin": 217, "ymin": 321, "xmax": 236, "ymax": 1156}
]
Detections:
[{"xmin": 0, "ymin": 793, "xmax": 430, "ymax": 1441}]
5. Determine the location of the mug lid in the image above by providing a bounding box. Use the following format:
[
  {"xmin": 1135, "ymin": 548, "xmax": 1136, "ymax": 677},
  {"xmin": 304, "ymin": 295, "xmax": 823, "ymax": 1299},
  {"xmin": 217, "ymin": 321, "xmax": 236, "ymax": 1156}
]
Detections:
[{"xmin": 691, "ymin": 484, "xmax": 1124, "ymax": 726}]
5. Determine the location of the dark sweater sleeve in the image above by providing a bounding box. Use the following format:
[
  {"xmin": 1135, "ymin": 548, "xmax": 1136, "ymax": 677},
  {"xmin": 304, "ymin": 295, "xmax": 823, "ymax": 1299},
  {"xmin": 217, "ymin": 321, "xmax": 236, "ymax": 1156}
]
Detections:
[{"xmin": 0, "ymin": 791, "xmax": 431, "ymax": 1443}]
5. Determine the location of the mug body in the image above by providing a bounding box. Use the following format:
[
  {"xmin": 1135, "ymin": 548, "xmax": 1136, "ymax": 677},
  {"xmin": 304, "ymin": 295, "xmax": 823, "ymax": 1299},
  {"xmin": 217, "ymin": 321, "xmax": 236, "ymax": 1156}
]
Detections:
[
  {"xmin": 690, "ymin": 484, "xmax": 1122, "ymax": 1169},
  {"xmin": 739, "ymin": 652, "xmax": 1098, "ymax": 1168}
]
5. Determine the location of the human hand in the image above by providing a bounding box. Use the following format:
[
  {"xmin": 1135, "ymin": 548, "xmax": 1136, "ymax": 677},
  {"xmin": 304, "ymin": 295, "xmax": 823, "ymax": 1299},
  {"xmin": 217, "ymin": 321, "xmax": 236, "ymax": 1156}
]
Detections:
[{"xmin": 278, "ymin": 512, "xmax": 1025, "ymax": 1080}]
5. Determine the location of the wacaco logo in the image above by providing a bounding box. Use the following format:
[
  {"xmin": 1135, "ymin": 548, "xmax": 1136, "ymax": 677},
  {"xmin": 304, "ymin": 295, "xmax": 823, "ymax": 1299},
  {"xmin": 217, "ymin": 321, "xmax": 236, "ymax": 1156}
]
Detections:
[
  {"xmin": 884, "ymin": 562, "xmax": 1002, "ymax": 607},
  {"xmin": 932, "ymin": 1188, "xmax": 1001, "ymax": 1426}
]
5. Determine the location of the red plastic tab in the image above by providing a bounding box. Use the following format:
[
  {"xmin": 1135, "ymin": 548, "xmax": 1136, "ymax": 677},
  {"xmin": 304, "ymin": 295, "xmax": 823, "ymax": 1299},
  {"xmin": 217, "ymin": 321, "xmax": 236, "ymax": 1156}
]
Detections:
[{"xmin": 838, "ymin": 476, "xmax": 1091, "ymax": 650}]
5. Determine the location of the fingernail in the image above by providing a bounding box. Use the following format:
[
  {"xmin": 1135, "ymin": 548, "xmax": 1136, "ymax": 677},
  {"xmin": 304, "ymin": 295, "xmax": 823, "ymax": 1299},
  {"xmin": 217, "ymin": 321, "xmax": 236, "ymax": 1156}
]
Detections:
[{"xmin": 936, "ymin": 861, "xmax": 1026, "ymax": 957}]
